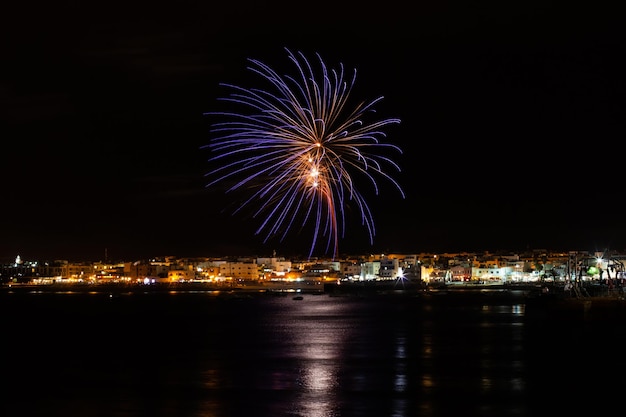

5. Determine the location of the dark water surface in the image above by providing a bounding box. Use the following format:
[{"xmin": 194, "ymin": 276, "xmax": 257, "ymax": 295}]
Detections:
[{"xmin": 2, "ymin": 290, "xmax": 625, "ymax": 416}]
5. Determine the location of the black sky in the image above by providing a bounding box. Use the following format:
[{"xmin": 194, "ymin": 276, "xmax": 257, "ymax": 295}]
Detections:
[{"xmin": 1, "ymin": 1, "xmax": 625, "ymax": 262}]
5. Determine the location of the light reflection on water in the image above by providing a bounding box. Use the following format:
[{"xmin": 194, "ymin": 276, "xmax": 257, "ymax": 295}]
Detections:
[
  {"xmin": 191, "ymin": 295, "xmax": 534, "ymax": 417},
  {"xmin": 3, "ymin": 291, "xmax": 624, "ymax": 417}
]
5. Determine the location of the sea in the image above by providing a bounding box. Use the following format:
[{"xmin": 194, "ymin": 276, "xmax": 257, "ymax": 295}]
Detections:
[{"xmin": 1, "ymin": 287, "xmax": 625, "ymax": 417}]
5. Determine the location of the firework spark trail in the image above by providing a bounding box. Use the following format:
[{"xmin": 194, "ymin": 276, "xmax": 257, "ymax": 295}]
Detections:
[{"xmin": 203, "ymin": 48, "xmax": 404, "ymax": 259}]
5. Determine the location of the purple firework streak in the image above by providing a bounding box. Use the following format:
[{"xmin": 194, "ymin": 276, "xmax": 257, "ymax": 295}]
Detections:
[{"xmin": 203, "ymin": 48, "xmax": 404, "ymax": 260}]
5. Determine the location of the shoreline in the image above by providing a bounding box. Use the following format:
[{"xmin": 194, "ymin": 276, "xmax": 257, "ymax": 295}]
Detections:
[
  {"xmin": 3, "ymin": 281, "xmax": 625, "ymax": 322},
  {"xmin": 2, "ymin": 280, "xmax": 622, "ymax": 300}
]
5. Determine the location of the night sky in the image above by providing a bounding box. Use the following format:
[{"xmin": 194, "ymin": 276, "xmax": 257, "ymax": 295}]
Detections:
[{"xmin": 2, "ymin": 1, "xmax": 625, "ymax": 262}]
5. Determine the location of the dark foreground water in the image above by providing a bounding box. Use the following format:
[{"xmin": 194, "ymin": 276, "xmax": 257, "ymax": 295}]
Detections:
[{"xmin": 1, "ymin": 289, "xmax": 625, "ymax": 417}]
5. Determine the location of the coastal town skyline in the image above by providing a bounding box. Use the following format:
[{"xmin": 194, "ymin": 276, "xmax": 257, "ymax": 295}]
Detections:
[{"xmin": 3, "ymin": 245, "xmax": 624, "ymax": 290}]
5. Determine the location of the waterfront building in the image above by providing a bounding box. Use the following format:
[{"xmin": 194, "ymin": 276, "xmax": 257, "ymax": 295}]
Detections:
[
  {"xmin": 360, "ymin": 260, "xmax": 381, "ymax": 281},
  {"xmin": 450, "ymin": 264, "xmax": 472, "ymax": 282},
  {"xmin": 218, "ymin": 259, "xmax": 260, "ymax": 280},
  {"xmin": 378, "ymin": 257, "xmax": 400, "ymax": 280},
  {"xmin": 340, "ymin": 261, "xmax": 362, "ymax": 280},
  {"xmin": 472, "ymin": 264, "xmax": 510, "ymax": 282},
  {"xmin": 167, "ymin": 269, "xmax": 195, "ymax": 283}
]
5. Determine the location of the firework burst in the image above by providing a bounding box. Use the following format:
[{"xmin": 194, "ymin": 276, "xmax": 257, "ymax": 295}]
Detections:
[{"xmin": 203, "ymin": 48, "xmax": 404, "ymax": 259}]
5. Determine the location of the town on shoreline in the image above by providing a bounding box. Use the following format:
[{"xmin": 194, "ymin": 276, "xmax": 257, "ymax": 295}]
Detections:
[{"xmin": 1, "ymin": 249, "xmax": 625, "ymax": 300}]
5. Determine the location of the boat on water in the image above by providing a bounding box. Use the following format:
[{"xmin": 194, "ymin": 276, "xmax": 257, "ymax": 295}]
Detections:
[{"xmin": 292, "ymin": 295, "xmax": 304, "ymax": 300}]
